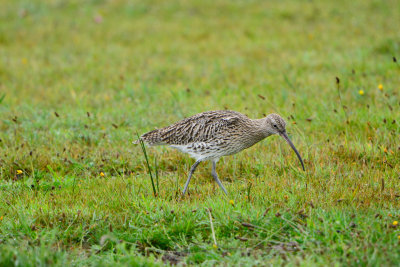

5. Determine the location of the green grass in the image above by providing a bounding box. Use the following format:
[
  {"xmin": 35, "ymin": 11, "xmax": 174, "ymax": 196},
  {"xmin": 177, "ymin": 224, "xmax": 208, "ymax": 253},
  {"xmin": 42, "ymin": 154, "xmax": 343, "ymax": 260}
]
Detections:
[{"xmin": 1, "ymin": 0, "xmax": 400, "ymax": 265}]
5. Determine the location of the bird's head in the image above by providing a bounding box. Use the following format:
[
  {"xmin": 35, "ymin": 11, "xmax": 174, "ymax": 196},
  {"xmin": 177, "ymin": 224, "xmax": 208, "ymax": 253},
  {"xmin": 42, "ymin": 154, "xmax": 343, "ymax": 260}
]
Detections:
[
  {"xmin": 265, "ymin": 113, "xmax": 287, "ymax": 135},
  {"xmin": 265, "ymin": 113, "xmax": 305, "ymax": 171}
]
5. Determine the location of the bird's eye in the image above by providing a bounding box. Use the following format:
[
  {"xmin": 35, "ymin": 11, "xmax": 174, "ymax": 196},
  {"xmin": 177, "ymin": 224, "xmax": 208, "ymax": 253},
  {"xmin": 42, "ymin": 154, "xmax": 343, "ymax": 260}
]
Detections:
[{"xmin": 273, "ymin": 124, "xmax": 277, "ymax": 128}]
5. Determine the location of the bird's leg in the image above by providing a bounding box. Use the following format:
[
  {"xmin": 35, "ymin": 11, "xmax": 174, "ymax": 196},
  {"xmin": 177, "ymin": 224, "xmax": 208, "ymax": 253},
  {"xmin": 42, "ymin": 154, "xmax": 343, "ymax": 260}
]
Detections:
[
  {"xmin": 211, "ymin": 161, "xmax": 227, "ymax": 195},
  {"xmin": 182, "ymin": 160, "xmax": 201, "ymax": 197}
]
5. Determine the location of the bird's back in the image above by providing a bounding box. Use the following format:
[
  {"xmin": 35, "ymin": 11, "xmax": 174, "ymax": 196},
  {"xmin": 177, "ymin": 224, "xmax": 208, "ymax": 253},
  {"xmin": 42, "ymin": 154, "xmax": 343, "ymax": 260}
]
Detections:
[{"xmin": 140, "ymin": 110, "xmax": 250, "ymax": 146}]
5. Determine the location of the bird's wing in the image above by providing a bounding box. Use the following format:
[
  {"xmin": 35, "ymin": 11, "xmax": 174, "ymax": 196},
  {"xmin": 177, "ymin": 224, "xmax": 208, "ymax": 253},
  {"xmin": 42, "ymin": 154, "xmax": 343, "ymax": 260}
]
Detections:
[{"xmin": 140, "ymin": 110, "xmax": 246, "ymax": 145}]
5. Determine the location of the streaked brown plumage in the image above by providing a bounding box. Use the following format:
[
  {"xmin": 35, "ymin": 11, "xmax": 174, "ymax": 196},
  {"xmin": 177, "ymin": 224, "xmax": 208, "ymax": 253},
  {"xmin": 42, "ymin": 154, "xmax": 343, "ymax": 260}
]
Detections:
[{"xmin": 137, "ymin": 110, "xmax": 305, "ymax": 196}]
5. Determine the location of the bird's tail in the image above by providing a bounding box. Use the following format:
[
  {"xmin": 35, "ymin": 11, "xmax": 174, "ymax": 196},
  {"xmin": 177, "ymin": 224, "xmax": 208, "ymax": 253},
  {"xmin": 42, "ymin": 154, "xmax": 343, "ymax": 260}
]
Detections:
[
  {"xmin": 132, "ymin": 139, "xmax": 141, "ymax": 145},
  {"xmin": 133, "ymin": 129, "xmax": 164, "ymax": 146}
]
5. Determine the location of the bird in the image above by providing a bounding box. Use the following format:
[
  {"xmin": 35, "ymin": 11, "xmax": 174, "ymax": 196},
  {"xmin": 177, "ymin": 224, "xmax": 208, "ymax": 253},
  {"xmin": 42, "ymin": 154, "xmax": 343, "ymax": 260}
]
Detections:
[{"xmin": 136, "ymin": 110, "xmax": 305, "ymax": 197}]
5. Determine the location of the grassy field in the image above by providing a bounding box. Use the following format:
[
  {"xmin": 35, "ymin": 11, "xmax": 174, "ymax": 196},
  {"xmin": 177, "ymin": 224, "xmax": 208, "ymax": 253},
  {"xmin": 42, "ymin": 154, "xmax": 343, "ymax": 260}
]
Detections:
[{"xmin": 1, "ymin": 0, "xmax": 400, "ymax": 265}]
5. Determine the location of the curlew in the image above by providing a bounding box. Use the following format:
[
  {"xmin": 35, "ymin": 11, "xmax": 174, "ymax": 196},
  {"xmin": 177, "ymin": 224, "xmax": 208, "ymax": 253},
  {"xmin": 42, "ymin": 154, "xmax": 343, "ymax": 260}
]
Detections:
[{"xmin": 136, "ymin": 110, "xmax": 305, "ymax": 196}]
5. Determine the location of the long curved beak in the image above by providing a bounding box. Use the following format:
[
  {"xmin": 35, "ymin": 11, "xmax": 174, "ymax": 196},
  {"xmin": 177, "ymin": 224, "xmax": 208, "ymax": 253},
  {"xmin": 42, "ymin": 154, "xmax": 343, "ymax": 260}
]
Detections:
[{"xmin": 279, "ymin": 131, "xmax": 305, "ymax": 171}]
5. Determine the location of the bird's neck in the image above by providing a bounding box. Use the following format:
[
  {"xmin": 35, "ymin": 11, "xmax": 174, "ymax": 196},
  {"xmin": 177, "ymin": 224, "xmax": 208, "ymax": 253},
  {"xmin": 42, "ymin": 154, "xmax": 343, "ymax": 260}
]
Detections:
[
  {"xmin": 251, "ymin": 118, "xmax": 272, "ymax": 139},
  {"xmin": 230, "ymin": 118, "xmax": 271, "ymax": 150}
]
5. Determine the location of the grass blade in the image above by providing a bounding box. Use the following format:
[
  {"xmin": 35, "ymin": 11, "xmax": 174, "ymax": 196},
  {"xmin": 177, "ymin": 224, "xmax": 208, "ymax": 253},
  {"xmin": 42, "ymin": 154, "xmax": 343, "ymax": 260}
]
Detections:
[
  {"xmin": 154, "ymin": 157, "xmax": 159, "ymax": 195},
  {"xmin": 0, "ymin": 94, "xmax": 5, "ymax": 104},
  {"xmin": 136, "ymin": 133, "xmax": 157, "ymax": 197}
]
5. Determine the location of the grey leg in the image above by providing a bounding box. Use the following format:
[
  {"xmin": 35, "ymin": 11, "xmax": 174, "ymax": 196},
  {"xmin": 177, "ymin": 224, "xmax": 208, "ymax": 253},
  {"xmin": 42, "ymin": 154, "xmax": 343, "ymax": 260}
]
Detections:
[
  {"xmin": 211, "ymin": 161, "xmax": 227, "ymax": 195},
  {"xmin": 182, "ymin": 160, "xmax": 201, "ymax": 197}
]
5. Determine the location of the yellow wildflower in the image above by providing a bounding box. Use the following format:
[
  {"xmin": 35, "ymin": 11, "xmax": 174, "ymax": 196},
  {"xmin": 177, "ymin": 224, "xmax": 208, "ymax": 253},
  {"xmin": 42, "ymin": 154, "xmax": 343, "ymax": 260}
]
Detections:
[
  {"xmin": 358, "ymin": 90, "xmax": 364, "ymax": 96},
  {"xmin": 16, "ymin": 170, "xmax": 23, "ymax": 175},
  {"xmin": 378, "ymin": 84, "xmax": 383, "ymax": 91},
  {"xmin": 0, "ymin": 216, "xmax": 3, "ymax": 221},
  {"xmin": 229, "ymin": 200, "xmax": 235, "ymax": 205},
  {"xmin": 100, "ymin": 172, "xmax": 105, "ymax": 177},
  {"xmin": 212, "ymin": 244, "xmax": 218, "ymax": 249},
  {"xmin": 393, "ymin": 221, "xmax": 398, "ymax": 226},
  {"xmin": 21, "ymin": 58, "xmax": 27, "ymax": 65}
]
